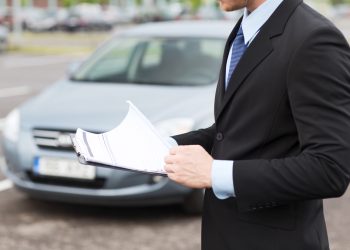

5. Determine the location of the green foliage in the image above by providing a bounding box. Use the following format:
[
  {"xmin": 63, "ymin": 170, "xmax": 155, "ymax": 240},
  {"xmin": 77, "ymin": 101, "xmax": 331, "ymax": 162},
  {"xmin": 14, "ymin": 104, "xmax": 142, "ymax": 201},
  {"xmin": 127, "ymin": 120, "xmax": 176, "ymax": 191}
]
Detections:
[
  {"xmin": 62, "ymin": 0, "xmax": 108, "ymax": 7},
  {"xmin": 135, "ymin": 0, "xmax": 143, "ymax": 5},
  {"xmin": 61, "ymin": 0, "xmax": 218, "ymax": 9},
  {"xmin": 329, "ymin": 0, "xmax": 350, "ymax": 5},
  {"xmin": 62, "ymin": 0, "xmax": 77, "ymax": 7},
  {"xmin": 190, "ymin": 0, "xmax": 202, "ymax": 10}
]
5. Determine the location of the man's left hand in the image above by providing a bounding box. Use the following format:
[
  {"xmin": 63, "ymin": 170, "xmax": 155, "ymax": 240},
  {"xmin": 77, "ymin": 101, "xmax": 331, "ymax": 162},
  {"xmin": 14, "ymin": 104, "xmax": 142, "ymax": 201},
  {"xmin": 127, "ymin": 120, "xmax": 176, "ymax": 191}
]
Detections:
[{"xmin": 164, "ymin": 145, "xmax": 213, "ymax": 189}]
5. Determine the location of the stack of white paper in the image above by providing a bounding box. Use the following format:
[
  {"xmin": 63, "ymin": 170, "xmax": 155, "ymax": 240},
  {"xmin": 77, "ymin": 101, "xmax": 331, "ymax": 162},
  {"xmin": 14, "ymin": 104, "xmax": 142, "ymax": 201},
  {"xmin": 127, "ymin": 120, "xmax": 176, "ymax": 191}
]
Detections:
[{"xmin": 71, "ymin": 101, "xmax": 172, "ymax": 175}]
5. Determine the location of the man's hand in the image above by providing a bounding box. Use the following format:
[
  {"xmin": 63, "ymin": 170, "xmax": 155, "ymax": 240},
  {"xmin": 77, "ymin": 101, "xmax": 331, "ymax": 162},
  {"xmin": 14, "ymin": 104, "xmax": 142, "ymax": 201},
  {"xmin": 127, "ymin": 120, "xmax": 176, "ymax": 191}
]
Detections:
[{"xmin": 164, "ymin": 145, "xmax": 213, "ymax": 189}]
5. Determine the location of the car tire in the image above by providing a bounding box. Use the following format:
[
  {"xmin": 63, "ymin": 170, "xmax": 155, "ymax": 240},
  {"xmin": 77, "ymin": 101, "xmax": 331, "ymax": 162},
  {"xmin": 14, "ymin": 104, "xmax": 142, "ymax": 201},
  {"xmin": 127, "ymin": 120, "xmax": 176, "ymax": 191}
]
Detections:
[{"xmin": 182, "ymin": 189, "xmax": 204, "ymax": 214}]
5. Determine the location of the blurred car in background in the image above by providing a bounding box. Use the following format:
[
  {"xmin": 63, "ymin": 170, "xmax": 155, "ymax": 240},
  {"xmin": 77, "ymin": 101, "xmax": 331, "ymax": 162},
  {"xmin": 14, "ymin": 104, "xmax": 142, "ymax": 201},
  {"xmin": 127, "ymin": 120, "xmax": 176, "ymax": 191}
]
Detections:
[
  {"xmin": 2, "ymin": 20, "xmax": 234, "ymax": 213},
  {"xmin": 63, "ymin": 4, "xmax": 113, "ymax": 32},
  {"xmin": 24, "ymin": 8, "xmax": 58, "ymax": 32},
  {"xmin": 132, "ymin": 2, "xmax": 189, "ymax": 23},
  {"xmin": 332, "ymin": 4, "xmax": 350, "ymax": 18},
  {"xmin": 0, "ymin": 25, "xmax": 8, "ymax": 52},
  {"xmin": 195, "ymin": 4, "xmax": 225, "ymax": 20},
  {"xmin": 161, "ymin": 2, "xmax": 186, "ymax": 20},
  {"xmin": 177, "ymin": 5, "xmax": 242, "ymax": 21},
  {"xmin": 0, "ymin": 7, "xmax": 14, "ymax": 30}
]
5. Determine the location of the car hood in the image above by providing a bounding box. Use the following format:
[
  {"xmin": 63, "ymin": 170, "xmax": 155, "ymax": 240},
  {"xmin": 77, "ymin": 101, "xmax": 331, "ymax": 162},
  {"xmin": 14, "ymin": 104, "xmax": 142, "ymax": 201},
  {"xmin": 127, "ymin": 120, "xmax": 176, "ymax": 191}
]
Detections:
[{"xmin": 20, "ymin": 80, "xmax": 216, "ymax": 132}]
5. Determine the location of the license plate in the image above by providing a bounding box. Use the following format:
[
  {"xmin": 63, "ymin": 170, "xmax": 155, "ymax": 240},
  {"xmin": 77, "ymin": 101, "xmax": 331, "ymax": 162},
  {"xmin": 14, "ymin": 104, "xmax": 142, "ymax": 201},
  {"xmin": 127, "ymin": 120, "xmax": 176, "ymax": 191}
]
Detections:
[{"xmin": 33, "ymin": 157, "xmax": 96, "ymax": 180}]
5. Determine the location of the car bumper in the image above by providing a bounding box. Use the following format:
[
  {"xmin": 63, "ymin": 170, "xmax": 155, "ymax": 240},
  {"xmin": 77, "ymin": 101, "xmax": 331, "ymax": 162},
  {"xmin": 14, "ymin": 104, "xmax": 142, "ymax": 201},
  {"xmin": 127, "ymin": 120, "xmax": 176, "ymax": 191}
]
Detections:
[
  {"xmin": 5, "ymin": 167, "xmax": 191, "ymax": 207},
  {"xmin": 2, "ymin": 135, "xmax": 192, "ymax": 207}
]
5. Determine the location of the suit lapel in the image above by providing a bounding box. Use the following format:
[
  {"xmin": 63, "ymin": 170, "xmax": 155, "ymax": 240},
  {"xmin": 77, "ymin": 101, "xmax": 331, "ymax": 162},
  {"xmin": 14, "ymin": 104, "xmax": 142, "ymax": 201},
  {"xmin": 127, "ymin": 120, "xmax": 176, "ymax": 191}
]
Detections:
[
  {"xmin": 217, "ymin": 31, "xmax": 273, "ymax": 119},
  {"xmin": 214, "ymin": 19, "xmax": 242, "ymax": 116},
  {"xmin": 215, "ymin": 0, "xmax": 303, "ymax": 121}
]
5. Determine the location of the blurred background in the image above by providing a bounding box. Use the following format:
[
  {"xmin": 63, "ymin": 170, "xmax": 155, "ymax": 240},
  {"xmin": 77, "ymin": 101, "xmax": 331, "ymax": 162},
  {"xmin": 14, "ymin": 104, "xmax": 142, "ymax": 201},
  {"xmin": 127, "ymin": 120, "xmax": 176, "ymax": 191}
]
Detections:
[
  {"xmin": 0, "ymin": 0, "xmax": 349, "ymax": 53},
  {"xmin": 0, "ymin": 0, "xmax": 244, "ymax": 55},
  {"xmin": 0, "ymin": 0, "xmax": 349, "ymax": 250}
]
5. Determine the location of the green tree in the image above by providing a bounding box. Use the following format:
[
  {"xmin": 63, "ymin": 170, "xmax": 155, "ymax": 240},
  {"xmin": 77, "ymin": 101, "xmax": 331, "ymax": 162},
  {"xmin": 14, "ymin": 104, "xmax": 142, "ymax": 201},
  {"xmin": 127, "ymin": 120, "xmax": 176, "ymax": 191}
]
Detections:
[{"xmin": 178, "ymin": 0, "xmax": 204, "ymax": 11}]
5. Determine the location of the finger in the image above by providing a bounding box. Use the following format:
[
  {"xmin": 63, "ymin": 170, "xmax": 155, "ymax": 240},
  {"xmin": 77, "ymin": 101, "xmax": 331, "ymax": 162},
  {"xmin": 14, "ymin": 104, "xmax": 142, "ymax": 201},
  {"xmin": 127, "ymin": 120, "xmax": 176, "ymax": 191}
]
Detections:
[
  {"xmin": 170, "ymin": 146, "xmax": 179, "ymax": 155},
  {"xmin": 164, "ymin": 155, "xmax": 174, "ymax": 164},
  {"xmin": 165, "ymin": 154, "xmax": 182, "ymax": 164},
  {"xmin": 170, "ymin": 146, "xmax": 191, "ymax": 156},
  {"xmin": 167, "ymin": 173, "xmax": 179, "ymax": 182},
  {"xmin": 164, "ymin": 164, "xmax": 175, "ymax": 173}
]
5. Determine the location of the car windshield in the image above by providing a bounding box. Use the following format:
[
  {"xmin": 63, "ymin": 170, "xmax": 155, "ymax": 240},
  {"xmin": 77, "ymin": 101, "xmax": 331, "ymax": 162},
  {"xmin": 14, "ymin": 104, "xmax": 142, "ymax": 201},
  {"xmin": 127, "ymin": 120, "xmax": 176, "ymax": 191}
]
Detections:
[{"xmin": 71, "ymin": 37, "xmax": 225, "ymax": 86}]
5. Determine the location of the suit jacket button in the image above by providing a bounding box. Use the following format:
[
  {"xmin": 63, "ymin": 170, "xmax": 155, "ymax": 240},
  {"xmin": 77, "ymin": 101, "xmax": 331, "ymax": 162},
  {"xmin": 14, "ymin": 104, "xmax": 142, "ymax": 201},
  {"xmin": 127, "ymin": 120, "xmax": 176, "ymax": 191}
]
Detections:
[{"xmin": 216, "ymin": 133, "xmax": 223, "ymax": 141}]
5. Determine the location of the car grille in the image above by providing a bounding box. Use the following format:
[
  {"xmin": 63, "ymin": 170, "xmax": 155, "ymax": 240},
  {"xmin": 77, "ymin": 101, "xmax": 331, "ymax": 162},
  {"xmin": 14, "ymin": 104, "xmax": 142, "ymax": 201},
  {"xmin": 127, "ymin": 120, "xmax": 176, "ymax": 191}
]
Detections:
[
  {"xmin": 26, "ymin": 171, "xmax": 106, "ymax": 189},
  {"xmin": 33, "ymin": 129, "xmax": 75, "ymax": 151},
  {"xmin": 31, "ymin": 129, "xmax": 110, "ymax": 189}
]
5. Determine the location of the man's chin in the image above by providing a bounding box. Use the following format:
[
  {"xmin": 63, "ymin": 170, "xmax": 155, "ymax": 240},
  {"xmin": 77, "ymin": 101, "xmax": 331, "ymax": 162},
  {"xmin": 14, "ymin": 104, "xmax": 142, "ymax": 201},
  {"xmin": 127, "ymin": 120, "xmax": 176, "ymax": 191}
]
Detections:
[{"xmin": 218, "ymin": 0, "xmax": 245, "ymax": 11}]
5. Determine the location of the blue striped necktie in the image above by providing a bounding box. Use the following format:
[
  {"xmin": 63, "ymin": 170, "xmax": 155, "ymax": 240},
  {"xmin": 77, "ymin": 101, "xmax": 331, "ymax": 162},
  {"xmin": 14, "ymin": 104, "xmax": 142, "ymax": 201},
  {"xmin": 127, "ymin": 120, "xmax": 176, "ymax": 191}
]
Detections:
[{"xmin": 226, "ymin": 26, "xmax": 247, "ymax": 89}]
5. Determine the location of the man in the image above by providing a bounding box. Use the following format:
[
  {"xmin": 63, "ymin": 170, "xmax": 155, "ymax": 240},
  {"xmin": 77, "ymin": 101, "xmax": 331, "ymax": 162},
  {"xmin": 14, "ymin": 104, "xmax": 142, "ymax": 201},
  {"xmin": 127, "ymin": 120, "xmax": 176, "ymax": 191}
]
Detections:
[{"xmin": 164, "ymin": 0, "xmax": 350, "ymax": 249}]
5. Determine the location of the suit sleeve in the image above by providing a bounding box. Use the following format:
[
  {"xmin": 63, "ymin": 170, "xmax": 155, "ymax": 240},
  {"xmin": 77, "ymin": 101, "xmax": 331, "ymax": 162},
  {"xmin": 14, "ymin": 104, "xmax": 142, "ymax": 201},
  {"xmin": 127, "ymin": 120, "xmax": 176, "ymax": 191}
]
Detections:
[
  {"xmin": 172, "ymin": 123, "xmax": 216, "ymax": 153},
  {"xmin": 233, "ymin": 26, "xmax": 350, "ymax": 212}
]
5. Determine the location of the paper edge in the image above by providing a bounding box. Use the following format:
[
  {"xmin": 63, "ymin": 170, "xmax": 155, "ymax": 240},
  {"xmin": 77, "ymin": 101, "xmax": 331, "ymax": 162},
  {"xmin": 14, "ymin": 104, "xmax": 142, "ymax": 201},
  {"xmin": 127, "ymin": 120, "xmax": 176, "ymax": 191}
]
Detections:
[{"xmin": 126, "ymin": 100, "xmax": 172, "ymax": 149}]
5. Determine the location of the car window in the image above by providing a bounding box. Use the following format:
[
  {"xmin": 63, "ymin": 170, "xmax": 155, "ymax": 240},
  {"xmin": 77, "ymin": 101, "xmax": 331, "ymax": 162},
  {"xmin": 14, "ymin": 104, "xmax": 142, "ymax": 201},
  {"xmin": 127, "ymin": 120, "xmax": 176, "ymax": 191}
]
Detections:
[
  {"xmin": 141, "ymin": 41, "xmax": 162, "ymax": 68},
  {"xmin": 72, "ymin": 37, "xmax": 225, "ymax": 86},
  {"xmin": 73, "ymin": 38, "xmax": 140, "ymax": 82}
]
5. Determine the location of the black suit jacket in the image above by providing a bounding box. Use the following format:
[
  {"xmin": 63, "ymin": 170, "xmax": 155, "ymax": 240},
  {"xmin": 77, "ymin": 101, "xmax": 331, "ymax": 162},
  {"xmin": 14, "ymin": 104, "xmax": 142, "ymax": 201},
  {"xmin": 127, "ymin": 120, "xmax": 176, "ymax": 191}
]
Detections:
[{"xmin": 173, "ymin": 0, "xmax": 350, "ymax": 249}]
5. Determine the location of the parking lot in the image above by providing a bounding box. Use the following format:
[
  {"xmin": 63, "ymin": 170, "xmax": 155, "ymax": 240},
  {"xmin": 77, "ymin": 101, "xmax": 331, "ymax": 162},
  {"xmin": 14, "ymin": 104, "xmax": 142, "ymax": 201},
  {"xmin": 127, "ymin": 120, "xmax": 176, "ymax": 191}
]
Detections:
[{"xmin": 0, "ymin": 16, "xmax": 350, "ymax": 250}]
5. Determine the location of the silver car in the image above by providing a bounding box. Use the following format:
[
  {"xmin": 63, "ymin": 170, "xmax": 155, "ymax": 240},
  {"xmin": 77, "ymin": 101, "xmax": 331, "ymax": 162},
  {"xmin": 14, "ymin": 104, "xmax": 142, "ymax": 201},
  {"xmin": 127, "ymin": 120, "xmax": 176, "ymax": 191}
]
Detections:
[{"xmin": 2, "ymin": 20, "xmax": 234, "ymax": 213}]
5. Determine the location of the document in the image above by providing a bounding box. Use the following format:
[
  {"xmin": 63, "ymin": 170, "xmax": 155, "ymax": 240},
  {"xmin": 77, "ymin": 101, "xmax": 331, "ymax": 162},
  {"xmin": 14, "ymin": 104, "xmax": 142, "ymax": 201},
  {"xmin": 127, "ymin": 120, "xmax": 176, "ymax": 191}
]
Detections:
[{"xmin": 71, "ymin": 101, "xmax": 172, "ymax": 175}]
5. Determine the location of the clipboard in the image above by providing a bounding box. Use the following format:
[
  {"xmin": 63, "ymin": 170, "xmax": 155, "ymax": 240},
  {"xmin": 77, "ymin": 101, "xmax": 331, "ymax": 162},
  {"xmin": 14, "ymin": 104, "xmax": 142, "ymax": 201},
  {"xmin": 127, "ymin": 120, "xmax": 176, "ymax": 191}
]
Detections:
[
  {"xmin": 71, "ymin": 134, "xmax": 167, "ymax": 176},
  {"xmin": 70, "ymin": 101, "xmax": 170, "ymax": 176}
]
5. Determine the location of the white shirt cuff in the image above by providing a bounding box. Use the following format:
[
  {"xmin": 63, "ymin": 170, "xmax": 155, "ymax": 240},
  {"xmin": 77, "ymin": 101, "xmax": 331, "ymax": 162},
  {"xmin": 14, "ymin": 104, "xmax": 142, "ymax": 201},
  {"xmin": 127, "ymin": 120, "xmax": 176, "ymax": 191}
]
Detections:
[
  {"xmin": 211, "ymin": 160, "xmax": 235, "ymax": 199},
  {"xmin": 167, "ymin": 137, "xmax": 178, "ymax": 147}
]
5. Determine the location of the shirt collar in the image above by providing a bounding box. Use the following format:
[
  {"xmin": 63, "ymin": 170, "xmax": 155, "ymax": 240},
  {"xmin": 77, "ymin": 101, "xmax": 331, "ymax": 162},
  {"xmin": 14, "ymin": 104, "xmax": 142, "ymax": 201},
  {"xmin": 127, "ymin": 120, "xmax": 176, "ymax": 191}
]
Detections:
[{"xmin": 241, "ymin": 0, "xmax": 284, "ymax": 45}]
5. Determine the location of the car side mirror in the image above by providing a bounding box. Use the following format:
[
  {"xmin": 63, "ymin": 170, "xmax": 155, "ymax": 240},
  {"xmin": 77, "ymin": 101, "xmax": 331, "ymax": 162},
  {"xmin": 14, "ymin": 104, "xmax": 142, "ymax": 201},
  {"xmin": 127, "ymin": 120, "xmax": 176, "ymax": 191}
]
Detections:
[{"xmin": 67, "ymin": 61, "xmax": 82, "ymax": 78}]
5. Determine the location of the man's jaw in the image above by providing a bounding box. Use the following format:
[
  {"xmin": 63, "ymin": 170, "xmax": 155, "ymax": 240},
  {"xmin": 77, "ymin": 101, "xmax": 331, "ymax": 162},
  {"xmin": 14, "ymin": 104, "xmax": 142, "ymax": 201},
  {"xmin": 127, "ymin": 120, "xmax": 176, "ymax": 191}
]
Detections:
[{"xmin": 217, "ymin": 0, "xmax": 247, "ymax": 12}]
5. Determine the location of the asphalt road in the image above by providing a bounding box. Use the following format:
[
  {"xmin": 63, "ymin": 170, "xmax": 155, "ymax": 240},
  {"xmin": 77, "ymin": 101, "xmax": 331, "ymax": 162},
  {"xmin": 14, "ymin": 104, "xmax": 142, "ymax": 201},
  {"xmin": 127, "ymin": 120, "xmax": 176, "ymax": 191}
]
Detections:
[{"xmin": 0, "ymin": 16, "xmax": 350, "ymax": 250}]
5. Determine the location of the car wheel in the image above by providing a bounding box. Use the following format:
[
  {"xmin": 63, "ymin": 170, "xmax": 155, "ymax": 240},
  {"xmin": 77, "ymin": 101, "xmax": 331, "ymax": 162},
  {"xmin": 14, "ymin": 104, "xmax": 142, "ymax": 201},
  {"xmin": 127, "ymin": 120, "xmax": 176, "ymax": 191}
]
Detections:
[{"xmin": 182, "ymin": 189, "xmax": 204, "ymax": 214}]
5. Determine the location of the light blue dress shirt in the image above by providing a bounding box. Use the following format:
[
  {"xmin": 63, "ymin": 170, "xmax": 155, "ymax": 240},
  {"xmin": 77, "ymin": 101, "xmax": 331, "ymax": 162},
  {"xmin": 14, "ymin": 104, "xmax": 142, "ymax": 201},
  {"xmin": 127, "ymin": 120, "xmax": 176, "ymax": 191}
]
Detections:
[{"xmin": 213, "ymin": 0, "xmax": 284, "ymax": 200}]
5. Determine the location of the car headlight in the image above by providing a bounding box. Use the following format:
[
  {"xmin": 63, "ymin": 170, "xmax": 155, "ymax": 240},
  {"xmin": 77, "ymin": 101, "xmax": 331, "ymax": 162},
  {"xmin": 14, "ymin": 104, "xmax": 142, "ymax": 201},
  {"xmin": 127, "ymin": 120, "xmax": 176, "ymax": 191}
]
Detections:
[
  {"xmin": 155, "ymin": 118, "xmax": 194, "ymax": 138},
  {"xmin": 3, "ymin": 109, "xmax": 20, "ymax": 143}
]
